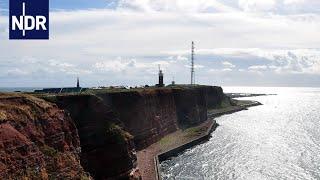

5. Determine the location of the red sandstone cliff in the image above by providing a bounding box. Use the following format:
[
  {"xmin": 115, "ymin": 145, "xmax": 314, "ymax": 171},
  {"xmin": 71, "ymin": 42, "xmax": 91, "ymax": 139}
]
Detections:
[
  {"xmin": 97, "ymin": 86, "xmax": 224, "ymax": 150},
  {"xmin": 43, "ymin": 86, "xmax": 224, "ymax": 179},
  {"xmin": 0, "ymin": 93, "xmax": 89, "ymax": 179},
  {"xmin": 0, "ymin": 85, "xmax": 225, "ymax": 179},
  {"xmin": 102, "ymin": 89, "xmax": 179, "ymax": 150},
  {"xmin": 46, "ymin": 94, "xmax": 140, "ymax": 179}
]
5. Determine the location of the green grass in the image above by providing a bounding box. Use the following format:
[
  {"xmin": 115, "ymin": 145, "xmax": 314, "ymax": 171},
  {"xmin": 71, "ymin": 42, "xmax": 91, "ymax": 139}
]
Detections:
[
  {"xmin": 184, "ymin": 126, "xmax": 204, "ymax": 137},
  {"xmin": 233, "ymin": 99, "xmax": 254, "ymax": 106},
  {"xmin": 159, "ymin": 136, "xmax": 174, "ymax": 146},
  {"xmin": 105, "ymin": 123, "xmax": 133, "ymax": 144},
  {"xmin": 73, "ymin": 84, "xmax": 207, "ymax": 94},
  {"xmin": 41, "ymin": 95, "xmax": 58, "ymax": 103},
  {"xmin": 40, "ymin": 145, "xmax": 59, "ymax": 157},
  {"xmin": 215, "ymin": 96, "xmax": 233, "ymax": 109}
]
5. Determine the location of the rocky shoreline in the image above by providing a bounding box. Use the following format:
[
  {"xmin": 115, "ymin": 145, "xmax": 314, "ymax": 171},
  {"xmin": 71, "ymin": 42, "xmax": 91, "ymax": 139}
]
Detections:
[{"xmin": 225, "ymin": 93, "xmax": 276, "ymax": 98}]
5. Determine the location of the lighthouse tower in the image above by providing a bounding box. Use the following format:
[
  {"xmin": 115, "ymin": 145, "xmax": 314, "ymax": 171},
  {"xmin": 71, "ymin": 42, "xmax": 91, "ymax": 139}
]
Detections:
[{"xmin": 156, "ymin": 65, "xmax": 164, "ymax": 87}]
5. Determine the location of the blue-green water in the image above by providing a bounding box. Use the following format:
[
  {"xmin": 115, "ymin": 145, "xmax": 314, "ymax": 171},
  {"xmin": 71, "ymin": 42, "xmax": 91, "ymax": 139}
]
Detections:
[{"xmin": 0, "ymin": 87, "xmax": 41, "ymax": 92}]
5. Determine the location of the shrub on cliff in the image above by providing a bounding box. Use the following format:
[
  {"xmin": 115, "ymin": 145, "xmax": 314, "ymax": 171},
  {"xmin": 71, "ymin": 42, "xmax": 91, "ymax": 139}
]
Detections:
[{"xmin": 106, "ymin": 123, "xmax": 133, "ymax": 145}]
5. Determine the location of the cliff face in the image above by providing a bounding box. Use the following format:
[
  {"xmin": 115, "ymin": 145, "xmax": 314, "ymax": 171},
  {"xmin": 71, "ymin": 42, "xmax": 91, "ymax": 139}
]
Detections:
[
  {"xmin": 101, "ymin": 89, "xmax": 179, "ymax": 150},
  {"xmin": 49, "ymin": 86, "xmax": 224, "ymax": 151},
  {"xmin": 206, "ymin": 86, "xmax": 224, "ymax": 109},
  {"xmin": 173, "ymin": 87, "xmax": 208, "ymax": 127},
  {"xmin": 0, "ymin": 93, "xmax": 88, "ymax": 179},
  {"xmin": 39, "ymin": 85, "xmax": 224, "ymax": 179},
  {"xmin": 0, "ymin": 86, "xmax": 225, "ymax": 179},
  {"xmin": 97, "ymin": 86, "xmax": 224, "ymax": 149},
  {"xmin": 47, "ymin": 95, "xmax": 140, "ymax": 179}
]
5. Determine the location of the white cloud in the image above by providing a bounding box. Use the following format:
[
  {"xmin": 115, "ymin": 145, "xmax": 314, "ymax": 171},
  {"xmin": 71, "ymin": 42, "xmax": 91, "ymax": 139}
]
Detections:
[
  {"xmin": 116, "ymin": 0, "xmax": 320, "ymax": 15},
  {"xmin": 93, "ymin": 57, "xmax": 170, "ymax": 75},
  {"xmin": 172, "ymin": 47, "xmax": 320, "ymax": 76},
  {"xmin": 222, "ymin": 68, "xmax": 232, "ymax": 72},
  {"xmin": 1, "ymin": 0, "xmax": 320, "ymax": 86},
  {"xmin": 248, "ymin": 65, "xmax": 268, "ymax": 74},
  {"xmin": 209, "ymin": 68, "xmax": 232, "ymax": 73},
  {"xmin": 3, "ymin": 58, "xmax": 91, "ymax": 78},
  {"xmin": 92, "ymin": 56, "xmax": 188, "ymax": 82},
  {"xmin": 238, "ymin": 0, "xmax": 276, "ymax": 12},
  {"xmin": 185, "ymin": 64, "xmax": 205, "ymax": 69},
  {"xmin": 118, "ymin": 0, "xmax": 237, "ymax": 13},
  {"xmin": 7, "ymin": 68, "xmax": 29, "ymax": 77},
  {"xmin": 222, "ymin": 61, "xmax": 236, "ymax": 68},
  {"xmin": 283, "ymin": 0, "xmax": 305, "ymax": 5},
  {"xmin": 176, "ymin": 55, "xmax": 188, "ymax": 61},
  {"xmin": 204, "ymin": 48, "xmax": 320, "ymax": 75},
  {"xmin": 195, "ymin": 65, "xmax": 204, "ymax": 69},
  {"xmin": 45, "ymin": 59, "xmax": 92, "ymax": 75},
  {"xmin": 94, "ymin": 58, "xmax": 136, "ymax": 72}
]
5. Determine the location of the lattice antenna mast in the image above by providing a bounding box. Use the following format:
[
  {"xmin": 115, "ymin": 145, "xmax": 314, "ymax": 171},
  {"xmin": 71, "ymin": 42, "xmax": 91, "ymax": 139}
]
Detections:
[{"xmin": 191, "ymin": 41, "xmax": 195, "ymax": 85}]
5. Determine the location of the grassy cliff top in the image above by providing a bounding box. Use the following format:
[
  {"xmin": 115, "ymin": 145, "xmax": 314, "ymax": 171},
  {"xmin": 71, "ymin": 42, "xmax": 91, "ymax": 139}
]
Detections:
[
  {"xmin": 82, "ymin": 84, "xmax": 219, "ymax": 94},
  {"xmin": 30, "ymin": 84, "xmax": 219, "ymax": 96}
]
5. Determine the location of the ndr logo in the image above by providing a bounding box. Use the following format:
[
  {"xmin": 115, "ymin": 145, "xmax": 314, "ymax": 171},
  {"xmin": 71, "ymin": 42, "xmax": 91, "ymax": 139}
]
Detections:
[{"xmin": 9, "ymin": 0, "xmax": 49, "ymax": 39}]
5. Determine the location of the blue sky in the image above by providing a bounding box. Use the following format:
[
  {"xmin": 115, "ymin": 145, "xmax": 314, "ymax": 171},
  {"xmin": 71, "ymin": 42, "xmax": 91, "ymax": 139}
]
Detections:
[
  {"xmin": 50, "ymin": 0, "xmax": 118, "ymax": 10},
  {"xmin": 1, "ymin": 0, "xmax": 320, "ymax": 87},
  {"xmin": 0, "ymin": 0, "xmax": 118, "ymax": 12}
]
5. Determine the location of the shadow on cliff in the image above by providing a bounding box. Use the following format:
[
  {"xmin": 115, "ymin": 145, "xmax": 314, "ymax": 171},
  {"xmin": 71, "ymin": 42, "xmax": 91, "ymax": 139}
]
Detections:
[
  {"xmin": 44, "ymin": 94, "xmax": 139, "ymax": 179},
  {"xmin": 42, "ymin": 85, "xmax": 226, "ymax": 179}
]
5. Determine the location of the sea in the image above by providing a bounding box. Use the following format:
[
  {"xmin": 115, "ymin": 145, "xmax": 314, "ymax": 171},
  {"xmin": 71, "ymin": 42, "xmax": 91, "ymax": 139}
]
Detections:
[
  {"xmin": 0, "ymin": 87, "xmax": 41, "ymax": 92},
  {"xmin": 160, "ymin": 87, "xmax": 320, "ymax": 180}
]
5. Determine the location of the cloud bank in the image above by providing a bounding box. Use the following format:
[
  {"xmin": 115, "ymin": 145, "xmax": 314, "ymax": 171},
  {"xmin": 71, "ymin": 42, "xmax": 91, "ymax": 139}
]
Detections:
[{"xmin": 0, "ymin": 0, "xmax": 320, "ymax": 87}]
